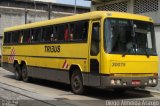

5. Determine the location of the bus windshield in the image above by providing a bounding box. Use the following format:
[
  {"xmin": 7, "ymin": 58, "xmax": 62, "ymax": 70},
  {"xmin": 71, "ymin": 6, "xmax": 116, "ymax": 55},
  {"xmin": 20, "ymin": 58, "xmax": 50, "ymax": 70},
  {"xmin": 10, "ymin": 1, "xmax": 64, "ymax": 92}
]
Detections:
[{"xmin": 104, "ymin": 18, "xmax": 157, "ymax": 56}]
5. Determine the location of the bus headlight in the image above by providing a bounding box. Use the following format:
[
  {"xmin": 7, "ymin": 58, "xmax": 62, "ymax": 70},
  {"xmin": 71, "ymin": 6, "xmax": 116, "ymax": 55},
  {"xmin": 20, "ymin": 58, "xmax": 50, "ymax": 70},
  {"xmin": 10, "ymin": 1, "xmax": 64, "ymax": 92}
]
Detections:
[
  {"xmin": 111, "ymin": 79, "xmax": 115, "ymax": 85},
  {"xmin": 123, "ymin": 82, "xmax": 127, "ymax": 86},
  {"xmin": 116, "ymin": 80, "xmax": 121, "ymax": 85},
  {"xmin": 153, "ymin": 79, "xmax": 157, "ymax": 84},
  {"xmin": 144, "ymin": 82, "xmax": 148, "ymax": 85},
  {"xmin": 148, "ymin": 79, "xmax": 152, "ymax": 84}
]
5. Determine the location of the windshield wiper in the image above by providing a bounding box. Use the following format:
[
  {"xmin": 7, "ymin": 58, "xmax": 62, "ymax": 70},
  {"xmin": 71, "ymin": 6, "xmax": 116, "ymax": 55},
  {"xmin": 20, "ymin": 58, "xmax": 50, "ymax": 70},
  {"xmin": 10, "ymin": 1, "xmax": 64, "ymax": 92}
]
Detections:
[
  {"xmin": 122, "ymin": 46, "xmax": 136, "ymax": 57},
  {"xmin": 142, "ymin": 48, "xmax": 150, "ymax": 58},
  {"xmin": 122, "ymin": 49, "xmax": 130, "ymax": 57},
  {"xmin": 145, "ymin": 49, "xmax": 150, "ymax": 58}
]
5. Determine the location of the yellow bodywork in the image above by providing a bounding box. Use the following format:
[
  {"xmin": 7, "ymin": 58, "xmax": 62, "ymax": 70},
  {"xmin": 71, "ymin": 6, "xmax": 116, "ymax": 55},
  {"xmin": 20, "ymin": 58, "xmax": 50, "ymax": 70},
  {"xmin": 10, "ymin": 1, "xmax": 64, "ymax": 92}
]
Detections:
[
  {"xmin": 2, "ymin": 11, "xmax": 158, "ymax": 77},
  {"xmin": 101, "ymin": 53, "xmax": 158, "ymax": 76},
  {"xmin": 2, "ymin": 44, "xmax": 89, "ymax": 72}
]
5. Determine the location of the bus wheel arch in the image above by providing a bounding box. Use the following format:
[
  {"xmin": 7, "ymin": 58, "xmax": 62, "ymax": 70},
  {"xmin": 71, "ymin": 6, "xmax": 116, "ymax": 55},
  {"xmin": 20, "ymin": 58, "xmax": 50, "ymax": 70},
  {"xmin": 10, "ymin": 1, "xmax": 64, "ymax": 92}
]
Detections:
[
  {"xmin": 20, "ymin": 61, "xmax": 27, "ymax": 67},
  {"xmin": 69, "ymin": 65, "xmax": 82, "ymax": 81},
  {"xmin": 69, "ymin": 65, "xmax": 84, "ymax": 94},
  {"xmin": 13, "ymin": 60, "xmax": 19, "ymax": 67}
]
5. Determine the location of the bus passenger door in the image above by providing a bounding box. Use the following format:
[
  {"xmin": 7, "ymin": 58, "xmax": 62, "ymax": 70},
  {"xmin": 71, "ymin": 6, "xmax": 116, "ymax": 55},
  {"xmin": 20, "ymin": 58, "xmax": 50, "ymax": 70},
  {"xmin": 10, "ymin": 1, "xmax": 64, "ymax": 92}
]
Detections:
[{"xmin": 89, "ymin": 21, "xmax": 101, "ymax": 87}]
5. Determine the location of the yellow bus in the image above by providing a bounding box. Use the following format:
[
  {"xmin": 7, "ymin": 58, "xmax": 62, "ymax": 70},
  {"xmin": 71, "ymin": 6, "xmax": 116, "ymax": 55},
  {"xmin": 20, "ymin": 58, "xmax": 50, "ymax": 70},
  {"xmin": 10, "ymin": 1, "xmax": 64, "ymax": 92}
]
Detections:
[{"xmin": 2, "ymin": 11, "xmax": 158, "ymax": 94}]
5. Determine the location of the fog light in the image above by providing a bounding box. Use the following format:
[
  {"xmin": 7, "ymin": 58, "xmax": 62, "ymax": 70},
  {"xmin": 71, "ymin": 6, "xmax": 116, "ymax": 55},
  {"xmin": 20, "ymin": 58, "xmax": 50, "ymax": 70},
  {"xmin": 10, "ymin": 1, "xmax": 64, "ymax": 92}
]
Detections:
[
  {"xmin": 153, "ymin": 79, "xmax": 157, "ymax": 84},
  {"xmin": 116, "ymin": 80, "xmax": 121, "ymax": 85},
  {"xmin": 111, "ymin": 80, "xmax": 115, "ymax": 85},
  {"xmin": 144, "ymin": 82, "xmax": 148, "ymax": 85},
  {"xmin": 123, "ymin": 82, "xmax": 127, "ymax": 86},
  {"xmin": 148, "ymin": 79, "xmax": 152, "ymax": 84}
]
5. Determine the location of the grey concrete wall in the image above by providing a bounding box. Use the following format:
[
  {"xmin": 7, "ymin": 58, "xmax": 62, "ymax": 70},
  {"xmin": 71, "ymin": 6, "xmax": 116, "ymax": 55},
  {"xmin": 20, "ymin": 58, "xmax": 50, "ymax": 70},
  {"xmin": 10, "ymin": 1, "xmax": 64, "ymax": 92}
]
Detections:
[
  {"xmin": 92, "ymin": 0, "xmax": 160, "ymax": 24},
  {"xmin": 0, "ymin": 7, "xmax": 73, "ymax": 36}
]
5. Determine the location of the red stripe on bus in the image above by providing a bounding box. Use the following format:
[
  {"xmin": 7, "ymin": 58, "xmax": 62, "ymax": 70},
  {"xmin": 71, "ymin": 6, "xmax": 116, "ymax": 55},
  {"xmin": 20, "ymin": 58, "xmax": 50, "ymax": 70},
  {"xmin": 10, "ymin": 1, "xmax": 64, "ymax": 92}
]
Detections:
[{"xmin": 62, "ymin": 60, "xmax": 67, "ymax": 68}]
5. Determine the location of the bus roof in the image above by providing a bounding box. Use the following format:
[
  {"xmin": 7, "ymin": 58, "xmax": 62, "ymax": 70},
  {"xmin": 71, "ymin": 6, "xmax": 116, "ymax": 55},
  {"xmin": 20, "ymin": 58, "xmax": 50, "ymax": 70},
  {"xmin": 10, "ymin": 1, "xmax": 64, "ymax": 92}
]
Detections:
[{"xmin": 4, "ymin": 11, "xmax": 153, "ymax": 32}]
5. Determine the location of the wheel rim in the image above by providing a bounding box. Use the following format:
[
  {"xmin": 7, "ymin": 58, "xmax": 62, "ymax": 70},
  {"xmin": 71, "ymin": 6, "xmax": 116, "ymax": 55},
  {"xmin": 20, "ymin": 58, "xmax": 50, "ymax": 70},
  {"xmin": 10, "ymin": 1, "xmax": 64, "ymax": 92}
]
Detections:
[
  {"xmin": 22, "ymin": 67, "xmax": 28, "ymax": 80},
  {"xmin": 15, "ymin": 66, "xmax": 20, "ymax": 79},
  {"xmin": 72, "ymin": 75, "xmax": 81, "ymax": 91}
]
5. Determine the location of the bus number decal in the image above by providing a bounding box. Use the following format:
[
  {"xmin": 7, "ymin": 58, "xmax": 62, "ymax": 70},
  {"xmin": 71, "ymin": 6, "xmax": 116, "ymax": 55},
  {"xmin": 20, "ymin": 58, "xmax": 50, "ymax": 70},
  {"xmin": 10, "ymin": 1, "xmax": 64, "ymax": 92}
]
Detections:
[
  {"xmin": 45, "ymin": 45, "xmax": 60, "ymax": 53},
  {"xmin": 3, "ymin": 47, "xmax": 11, "ymax": 49},
  {"xmin": 112, "ymin": 63, "xmax": 126, "ymax": 67}
]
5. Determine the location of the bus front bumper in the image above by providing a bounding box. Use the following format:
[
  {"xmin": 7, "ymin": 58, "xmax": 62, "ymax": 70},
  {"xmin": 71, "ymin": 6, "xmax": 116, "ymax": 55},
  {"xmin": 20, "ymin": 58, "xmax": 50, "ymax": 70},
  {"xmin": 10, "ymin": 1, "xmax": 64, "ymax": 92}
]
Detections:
[{"xmin": 100, "ymin": 75, "xmax": 158, "ymax": 88}]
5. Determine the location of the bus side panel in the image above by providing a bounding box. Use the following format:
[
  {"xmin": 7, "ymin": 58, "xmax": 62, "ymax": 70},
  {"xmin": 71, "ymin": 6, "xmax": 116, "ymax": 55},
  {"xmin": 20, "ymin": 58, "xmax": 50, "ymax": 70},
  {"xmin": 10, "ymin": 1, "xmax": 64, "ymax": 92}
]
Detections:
[{"xmin": 27, "ymin": 66, "xmax": 70, "ymax": 84}]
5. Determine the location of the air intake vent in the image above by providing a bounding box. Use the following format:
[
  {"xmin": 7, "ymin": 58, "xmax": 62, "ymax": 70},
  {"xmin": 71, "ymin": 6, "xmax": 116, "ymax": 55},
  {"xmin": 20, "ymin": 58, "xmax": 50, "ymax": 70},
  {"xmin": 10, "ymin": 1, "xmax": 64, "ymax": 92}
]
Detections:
[
  {"xmin": 134, "ymin": 0, "xmax": 158, "ymax": 13},
  {"xmin": 97, "ymin": 1, "xmax": 128, "ymax": 12}
]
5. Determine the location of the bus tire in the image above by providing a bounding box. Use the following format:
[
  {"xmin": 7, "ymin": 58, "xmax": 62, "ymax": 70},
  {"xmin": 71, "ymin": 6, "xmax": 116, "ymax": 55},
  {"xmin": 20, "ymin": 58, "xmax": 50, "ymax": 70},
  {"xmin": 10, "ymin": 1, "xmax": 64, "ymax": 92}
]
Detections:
[
  {"xmin": 71, "ymin": 69, "xmax": 84, "ymax": 95},
  {"xmin": 14, "ymin": 64, "xmax": 22, "ymax": 80},
  {"xmin": 21, "ymin": 65, "xmax": 31, "ymax": 82}
]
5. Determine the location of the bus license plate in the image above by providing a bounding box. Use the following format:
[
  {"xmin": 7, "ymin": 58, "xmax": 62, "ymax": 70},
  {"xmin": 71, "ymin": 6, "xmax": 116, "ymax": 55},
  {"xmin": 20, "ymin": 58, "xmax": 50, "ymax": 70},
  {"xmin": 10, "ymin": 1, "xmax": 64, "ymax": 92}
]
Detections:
[{"xmin": 132, "ymin": 80, "xmax": 141, "ymax": 85}]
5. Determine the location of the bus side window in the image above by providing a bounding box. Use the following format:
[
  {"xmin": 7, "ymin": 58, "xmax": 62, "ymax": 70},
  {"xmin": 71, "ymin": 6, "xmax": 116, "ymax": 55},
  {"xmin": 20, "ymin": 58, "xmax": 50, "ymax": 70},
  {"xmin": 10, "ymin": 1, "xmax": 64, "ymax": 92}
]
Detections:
[
  {"xmin": 46, "ymin": 26, "xmax": 53, "ymax": 42},
  {"xmin": 41, "ymin": 26, "xmax": 52, "ymax": 42},
  {"xmin": 74, "ymin": 20, "xmax": 88, "ymax": 40},
  {"xmin": 82, "ymin": 21, "xmax": 88, "ymax": 40},
  {"xmin": 12, "ymin": 31, "xmax": 19, "ymax": 44},
  {"xmin": 51, "ymin": 26, "xmax": 58, "ymax": 41},
  {"xmin": 4, "ymin": 32, "xmax": 12, "ymax": 44},
  {"xmin": 90, "ymin": 22, "xmax": 100, "ymax": 56},
  {"xmin": 32, "ymin": 28, "xmax": 42, "ymax": 43},
  {"xmin": 64, "ymin": 24, "xmax": 69, "ymax": 41},
  {"xmin": 42, "ymin": 27, "xmax": 46, "ymax": 42},
  {"xmin": 69, "ymin": 23, "xmax": 74, "ymax": 41},
  {"xmin": 57, "ymin": 24, "xmax": 65, "ymax": 41},
  {"xmin": 12, "ymin": 32, "xmax": 15, "ymax": 44},
  {"xmin": 23, "ymin": 29, "xmax": 31, "ymax": 43},
  {"xmin": 31, "ymin": 29, "xmax": 34, "ymax": 43},
  {"xmin": 74, "ymin": 22, "xmax": 81, "ymax": 40},
  {"xmin": 4, "ymin": 32, "xmax": 8, "ymax": 44},
  {"xmin": 10, "ymin": 32, "xmax": 13, "ymax": 44},
  {"xmin": 18, "ymin": 31, "xmax": 23, "ymax": 43}
]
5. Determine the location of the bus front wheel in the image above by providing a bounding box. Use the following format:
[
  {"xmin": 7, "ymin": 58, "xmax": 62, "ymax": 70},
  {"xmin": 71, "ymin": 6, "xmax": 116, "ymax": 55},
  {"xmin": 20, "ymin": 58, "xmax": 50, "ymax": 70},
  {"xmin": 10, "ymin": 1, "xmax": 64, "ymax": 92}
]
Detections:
[
  {"xmin": 14, "ymin": 64, "xmax": 22, "ymax": 80},
  {"xmin": 71, "ymin": 70, "xmax": 84, "ymax": 95},
  {"xmin": 21, "ymin": 65, "xmax": 31, "ymax": 82}
]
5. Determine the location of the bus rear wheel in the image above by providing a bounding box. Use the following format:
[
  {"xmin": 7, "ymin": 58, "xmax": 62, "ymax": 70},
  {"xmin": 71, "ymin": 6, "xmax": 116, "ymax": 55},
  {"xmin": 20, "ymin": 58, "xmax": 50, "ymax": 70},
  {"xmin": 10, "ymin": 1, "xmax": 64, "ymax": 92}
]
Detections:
[
  {"xmin": 71, "ymin": 70, "xmax": 84, "ymax": 95},
  {"xmin": 14, "ymin": 64, "xmax": 22, "ymax": 80},
  {"xmin": 21, "ymin": 65, "xmax": 31, "ymax": 82}
]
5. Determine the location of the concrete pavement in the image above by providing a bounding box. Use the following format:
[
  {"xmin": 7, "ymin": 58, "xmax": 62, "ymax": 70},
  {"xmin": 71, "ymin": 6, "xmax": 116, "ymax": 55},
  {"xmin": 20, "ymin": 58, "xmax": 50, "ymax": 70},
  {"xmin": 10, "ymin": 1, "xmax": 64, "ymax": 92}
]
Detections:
[{"xmin": 0, "ymin": 67, "xmax": 160, "ymax": 106}]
